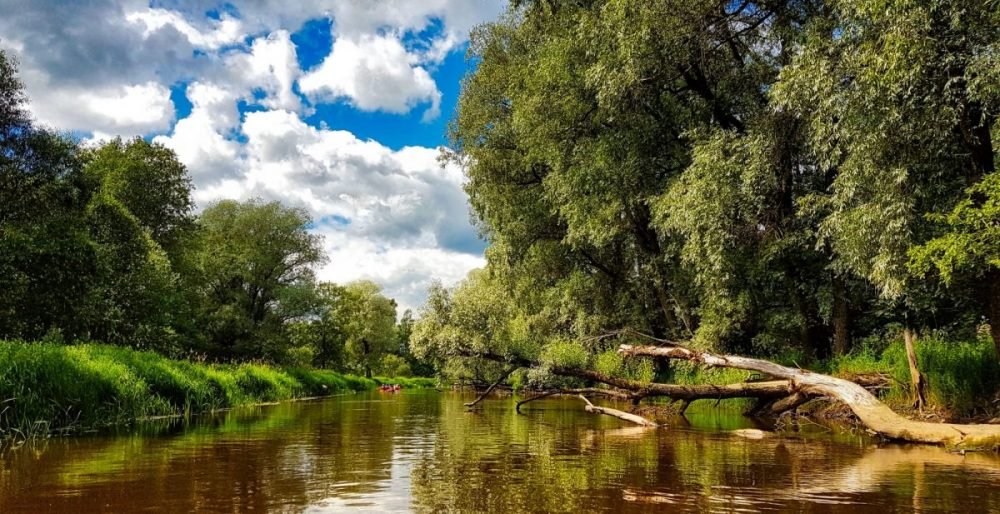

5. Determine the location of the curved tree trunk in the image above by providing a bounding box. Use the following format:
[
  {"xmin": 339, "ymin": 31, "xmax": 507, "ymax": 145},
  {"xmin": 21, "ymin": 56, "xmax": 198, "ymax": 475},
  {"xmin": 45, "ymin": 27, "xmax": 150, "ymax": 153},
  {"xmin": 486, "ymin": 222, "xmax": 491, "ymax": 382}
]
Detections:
[{"xmin": 619, "ymin": 343, "xmax": 1000, "ymax": 449}]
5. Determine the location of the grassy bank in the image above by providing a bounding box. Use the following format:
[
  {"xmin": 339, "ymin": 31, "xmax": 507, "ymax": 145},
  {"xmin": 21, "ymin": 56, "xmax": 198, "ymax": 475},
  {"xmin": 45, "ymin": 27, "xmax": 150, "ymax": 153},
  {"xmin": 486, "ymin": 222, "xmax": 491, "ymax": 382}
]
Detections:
[
  {"xmin": 828, "ymin": 336, "xmax": 1000, "ymax": 418},
  {"xmin": 0, "ymin": 340, "xmax": 432, "ymax": 437}
]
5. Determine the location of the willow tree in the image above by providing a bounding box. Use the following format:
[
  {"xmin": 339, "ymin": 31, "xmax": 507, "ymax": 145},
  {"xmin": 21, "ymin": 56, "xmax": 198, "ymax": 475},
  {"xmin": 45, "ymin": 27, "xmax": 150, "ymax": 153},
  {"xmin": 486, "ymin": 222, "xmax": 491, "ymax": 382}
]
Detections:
[
  {"xmin": 334, "ymin": 281, "xmax": 398, "ymax": 378},
  {"xmin": 452, "ymin": 0, "xmax": 854, "ymax": 355},
  {"xmin": 776, "ymin": 0, "xmax": 1000, "ymax": 359},
  {"xmin": 195, "ymin": 199, "xmax": 325, "ymax": 361}
]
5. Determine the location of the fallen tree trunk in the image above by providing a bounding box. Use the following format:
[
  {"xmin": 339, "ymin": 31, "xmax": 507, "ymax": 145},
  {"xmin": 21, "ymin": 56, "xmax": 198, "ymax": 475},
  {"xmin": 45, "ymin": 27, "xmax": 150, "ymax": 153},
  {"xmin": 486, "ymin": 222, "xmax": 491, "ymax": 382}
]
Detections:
[
  {"xmin": 577, "ymin": 395, "xmax": 658, "ymax": 427},
  {"xmin": 550, "ymin": 365, "xmax": 793, "ymax": 402},
  {"xmin": 619, "ymin": 343, "xmax": 1000, "ymax": 449},
  {"xmin": 515, "ymin": 388, "xmax": 633, "ymax": 413}
]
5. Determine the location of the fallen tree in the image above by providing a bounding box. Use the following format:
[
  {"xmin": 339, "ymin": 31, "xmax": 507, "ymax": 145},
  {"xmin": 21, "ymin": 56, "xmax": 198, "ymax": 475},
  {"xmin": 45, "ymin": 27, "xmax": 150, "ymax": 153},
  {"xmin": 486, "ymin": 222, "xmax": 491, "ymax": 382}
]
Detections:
[{"xmin": 618, "ymin": 342, "xmax": 1000, "ymax": 449}]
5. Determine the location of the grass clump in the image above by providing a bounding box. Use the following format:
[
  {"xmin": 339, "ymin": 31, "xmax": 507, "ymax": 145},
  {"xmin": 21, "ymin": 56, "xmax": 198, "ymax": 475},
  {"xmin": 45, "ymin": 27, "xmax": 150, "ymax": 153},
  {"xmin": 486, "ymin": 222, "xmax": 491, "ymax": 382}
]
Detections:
[{"xmin": 0, "ymin": 340, "xmax": 399, "ymax": 437}]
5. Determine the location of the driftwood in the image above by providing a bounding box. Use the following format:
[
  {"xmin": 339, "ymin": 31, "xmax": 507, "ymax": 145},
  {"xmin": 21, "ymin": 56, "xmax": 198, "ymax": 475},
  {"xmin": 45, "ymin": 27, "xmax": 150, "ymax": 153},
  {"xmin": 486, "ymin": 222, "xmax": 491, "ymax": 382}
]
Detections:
[
  {"xmin": 619, "ymin": 343, "xmax": 1000, "ymax": 449},
  {"xmin": 577, "ymin": 395, "xmax": 658, "ymax": 427}
]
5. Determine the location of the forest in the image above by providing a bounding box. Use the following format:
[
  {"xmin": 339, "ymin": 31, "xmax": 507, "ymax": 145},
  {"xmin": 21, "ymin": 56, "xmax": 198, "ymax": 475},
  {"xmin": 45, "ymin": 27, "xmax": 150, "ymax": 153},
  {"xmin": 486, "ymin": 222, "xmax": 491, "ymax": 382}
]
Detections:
[{"xmin": 407, "ymin": 0, "xmax": 1000, "ymax": 445}]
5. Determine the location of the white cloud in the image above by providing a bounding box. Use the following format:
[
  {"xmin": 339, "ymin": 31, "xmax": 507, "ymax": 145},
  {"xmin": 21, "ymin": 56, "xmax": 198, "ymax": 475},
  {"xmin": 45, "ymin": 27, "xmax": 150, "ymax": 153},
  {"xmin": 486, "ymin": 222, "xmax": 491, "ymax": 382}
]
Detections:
[
  {"xmin": 29, "ymin": 81, "xmax": 175, "ymax": 136},
  {"xmin": 226, "ymin": 30, "xmax": 301, "ymax": 112},
  {"xmin": 153, "ymin": 82, "xmax": 240, "ymax": 182},
  {"xmin": 299, "ymin": 34, "xmax": 441, "ymax": 118},
  {"xmin": 171, "ymin": 108, "xmax": 485, "ymax": 312},
  {"xmin": 125, "ymin": 7, "xmax": 243, "ymax": 50}
]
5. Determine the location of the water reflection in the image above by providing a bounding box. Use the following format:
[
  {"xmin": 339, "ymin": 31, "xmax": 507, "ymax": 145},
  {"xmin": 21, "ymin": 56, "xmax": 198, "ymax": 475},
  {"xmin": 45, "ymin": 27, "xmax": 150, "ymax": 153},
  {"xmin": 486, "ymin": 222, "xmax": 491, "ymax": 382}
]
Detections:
[{"xmin": 0, "ymin": 391, "xmax": 998, "ymax": 513}]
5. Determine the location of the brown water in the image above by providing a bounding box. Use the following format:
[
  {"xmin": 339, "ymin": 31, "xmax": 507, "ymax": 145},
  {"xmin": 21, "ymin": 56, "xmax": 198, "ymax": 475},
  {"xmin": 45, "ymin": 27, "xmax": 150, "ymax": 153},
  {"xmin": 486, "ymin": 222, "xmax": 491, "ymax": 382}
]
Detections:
[{"xmin": 1, "ymin": 390, "xmax": 999, "ymax": 513}]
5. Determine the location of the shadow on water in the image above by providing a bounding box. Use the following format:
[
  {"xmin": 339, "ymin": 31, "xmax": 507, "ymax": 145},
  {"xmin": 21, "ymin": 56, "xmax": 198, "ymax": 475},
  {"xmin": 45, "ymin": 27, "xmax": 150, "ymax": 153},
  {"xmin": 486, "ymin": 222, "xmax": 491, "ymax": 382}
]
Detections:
[{"xmin": 1, "ymin": 390, "xmax": 999, "ymax": 513}]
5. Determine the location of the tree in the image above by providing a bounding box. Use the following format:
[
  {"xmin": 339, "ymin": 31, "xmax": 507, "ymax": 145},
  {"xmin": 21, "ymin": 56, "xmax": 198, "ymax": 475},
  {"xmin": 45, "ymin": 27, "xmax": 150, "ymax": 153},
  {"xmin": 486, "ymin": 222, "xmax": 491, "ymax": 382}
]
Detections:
[
  {"xmin": 83, "ymin": 137, "xmax": 195, "ymax": 262},
  {"xmin": 195, "ymin": 199, "xmax": 325, "ymax": 361},
  {"xmin": 0, "ymin": 50, "xmax": 98, "ymax": 341},
  {"xmin": 334, "ymin": 281, "xmax": 397, "ymax": 378}
]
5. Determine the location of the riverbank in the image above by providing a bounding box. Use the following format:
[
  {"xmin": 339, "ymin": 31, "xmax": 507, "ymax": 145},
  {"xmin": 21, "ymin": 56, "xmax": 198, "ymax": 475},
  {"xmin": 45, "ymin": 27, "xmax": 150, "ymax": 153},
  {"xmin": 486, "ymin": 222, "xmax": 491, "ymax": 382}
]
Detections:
[{"xmin": 0, "ymin": 340, "xmax": 435, "ymax": 437}]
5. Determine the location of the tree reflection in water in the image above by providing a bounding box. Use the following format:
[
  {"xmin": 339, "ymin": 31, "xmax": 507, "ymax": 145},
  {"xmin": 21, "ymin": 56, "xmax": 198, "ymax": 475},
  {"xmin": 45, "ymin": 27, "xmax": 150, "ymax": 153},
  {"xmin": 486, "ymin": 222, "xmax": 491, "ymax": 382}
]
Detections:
[{"xmin": 0, "ymin": 391, "xmax": 998, "ymax": 513}]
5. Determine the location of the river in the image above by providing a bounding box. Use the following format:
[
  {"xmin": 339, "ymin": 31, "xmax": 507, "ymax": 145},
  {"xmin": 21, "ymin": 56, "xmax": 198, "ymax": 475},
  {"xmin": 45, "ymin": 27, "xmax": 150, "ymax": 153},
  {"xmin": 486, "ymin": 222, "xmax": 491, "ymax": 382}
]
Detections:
[{"xmin": 1, "ymin": 390, "xmax": 999, "ymax": 512}]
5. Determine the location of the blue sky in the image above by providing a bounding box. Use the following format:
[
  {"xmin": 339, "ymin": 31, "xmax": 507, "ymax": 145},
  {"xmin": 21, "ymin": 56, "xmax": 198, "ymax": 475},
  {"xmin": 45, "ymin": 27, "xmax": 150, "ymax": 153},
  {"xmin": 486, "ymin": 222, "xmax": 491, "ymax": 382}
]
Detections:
[{"xmin": 0, "ymin": 0, "xmax": 505, "ymax": 312}]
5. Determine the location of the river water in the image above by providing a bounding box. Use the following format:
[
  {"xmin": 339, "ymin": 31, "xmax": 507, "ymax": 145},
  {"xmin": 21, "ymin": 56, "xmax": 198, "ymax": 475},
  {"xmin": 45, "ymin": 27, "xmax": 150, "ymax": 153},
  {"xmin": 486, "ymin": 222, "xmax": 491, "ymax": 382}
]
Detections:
[{"xmin": 1, "ymin": 390, "xmax": 999, "ymax": 513}]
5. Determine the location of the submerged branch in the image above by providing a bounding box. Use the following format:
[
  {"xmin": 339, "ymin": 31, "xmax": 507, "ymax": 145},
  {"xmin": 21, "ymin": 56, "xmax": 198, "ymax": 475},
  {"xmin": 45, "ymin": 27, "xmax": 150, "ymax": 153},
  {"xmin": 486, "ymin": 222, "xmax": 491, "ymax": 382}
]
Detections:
[
  {"xmin": 465, "ymin": 366, "xmax": 518, "ymax": 408},
  {"xmin": 577, "ymin": 395, "xmax": 658, "ymax": 427}
]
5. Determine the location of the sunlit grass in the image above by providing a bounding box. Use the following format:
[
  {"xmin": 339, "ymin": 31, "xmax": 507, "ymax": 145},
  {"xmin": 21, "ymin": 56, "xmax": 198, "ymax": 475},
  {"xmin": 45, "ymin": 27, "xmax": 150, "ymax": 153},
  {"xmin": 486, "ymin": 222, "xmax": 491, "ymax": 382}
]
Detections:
[{"xmin": 0, "ymin": 340, "xmax": 438, "ymax": 437}]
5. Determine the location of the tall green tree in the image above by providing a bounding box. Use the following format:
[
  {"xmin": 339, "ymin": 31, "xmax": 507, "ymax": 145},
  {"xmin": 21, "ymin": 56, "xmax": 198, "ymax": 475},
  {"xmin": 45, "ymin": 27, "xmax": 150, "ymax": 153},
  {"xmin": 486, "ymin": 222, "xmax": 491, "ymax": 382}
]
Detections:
[
  {"xmin": 196, "ymin": 199, "xmax": 325, "ymax": 360},
  {"xmin": 83, "ymin": 137, "xmax": 196, "ymax": 262},
  {"xmin": 776, "ymin": 0, "xmax": 1000, "ymax": 351},
  {"xmin": 0, "ymin": 50, "xmax": 97, "ymax": 340},
  {"xmin": 334, "ymin": 281, "xmax": 398, "ymax": 378}
]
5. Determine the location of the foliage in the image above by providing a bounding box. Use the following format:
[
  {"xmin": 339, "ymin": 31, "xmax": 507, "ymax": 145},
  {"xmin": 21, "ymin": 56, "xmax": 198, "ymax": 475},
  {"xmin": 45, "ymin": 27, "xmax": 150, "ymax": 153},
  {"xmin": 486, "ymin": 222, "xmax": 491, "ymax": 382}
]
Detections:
[
  {"xmin": 410, "ymin": 0, "xmax": 1000, "ymax": 406},
  {"xmin": 194, "ymin": 199, "xmax": 325, "ymax": 361},
  {"xmin": 0, "ymin": 340, "xmax": 381, "ymax": 436},
  {"xmin": 328, "ymin": 280, "xmax": 398, "ymax": 377}
]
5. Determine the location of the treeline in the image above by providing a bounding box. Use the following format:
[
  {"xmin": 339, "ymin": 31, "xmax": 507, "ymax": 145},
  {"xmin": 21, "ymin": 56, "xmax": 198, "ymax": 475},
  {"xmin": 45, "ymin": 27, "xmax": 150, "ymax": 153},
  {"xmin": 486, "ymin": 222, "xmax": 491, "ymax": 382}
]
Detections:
[
  {"xmin": 413, "ymin": 0, "xmax": 1000, "ymax": 387},
  {"xmin": 0, "ymin": 51, "xmax": 424, "ymax": 377}
]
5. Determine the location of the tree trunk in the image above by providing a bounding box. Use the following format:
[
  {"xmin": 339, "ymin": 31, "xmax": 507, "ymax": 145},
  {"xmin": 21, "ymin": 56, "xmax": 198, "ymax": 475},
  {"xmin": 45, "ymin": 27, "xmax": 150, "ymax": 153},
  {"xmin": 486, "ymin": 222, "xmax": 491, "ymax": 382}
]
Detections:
[
  {"xmin": 831, "ymin": 274, "xmax": 850, "ymax": 355},
  {"xmin": 989, "ymin": 269, "xmax": 1000, "ymax": 361},
  {"xmin": 903, "ymin": 327, "xmax": 926, "ymax": 411},
  {"xmin": 619, "ymin": 343, "xmax": 1000, "ymax": 449}
]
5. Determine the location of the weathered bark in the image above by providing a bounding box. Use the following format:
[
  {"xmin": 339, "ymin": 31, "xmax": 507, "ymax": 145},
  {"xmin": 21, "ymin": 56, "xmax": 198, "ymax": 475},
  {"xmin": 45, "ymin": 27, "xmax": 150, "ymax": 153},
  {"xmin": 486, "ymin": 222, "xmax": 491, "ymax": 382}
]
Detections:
[
  {"xmin": 902, "ymin": 328, "xmax": 927, "ymax": 411},
  {"xmin": 457, "ymin": 349, "xmax": 883, "ymax": 420},
  {"xmin": 619, "ymin": 343, "xmax": 1000, "ymax": 448},
  {"xmin": 464, "ymin": 367, "xmax": 517, "ymax": 408},
  {"xmin": 550, "ymin": 365, "xmax": 793, "ymax": 402},
  {"xmin": 577, "ymin": 395, "xmax": 658, "ymax": 427},
  {"xmin": 831, "ymin": 274, "xmax": 850, "ymax": 355}
]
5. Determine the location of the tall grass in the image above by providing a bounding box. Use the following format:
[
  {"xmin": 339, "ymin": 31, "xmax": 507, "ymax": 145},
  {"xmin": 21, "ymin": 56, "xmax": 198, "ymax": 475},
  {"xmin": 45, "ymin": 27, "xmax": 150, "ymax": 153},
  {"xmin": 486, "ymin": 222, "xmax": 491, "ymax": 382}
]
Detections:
[
  {"xmin": 0, "ymin": 340, "xmax": 405, "ymax": 437},
  {"xmin": 829, "ymin": 335, "xmax": 1000, "ymax": 416}
]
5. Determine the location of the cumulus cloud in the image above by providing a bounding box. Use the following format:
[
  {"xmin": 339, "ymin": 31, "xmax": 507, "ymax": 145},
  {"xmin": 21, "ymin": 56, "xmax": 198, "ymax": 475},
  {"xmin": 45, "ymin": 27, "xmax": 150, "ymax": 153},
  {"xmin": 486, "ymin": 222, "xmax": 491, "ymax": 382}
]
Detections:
[
  {"xmin": 174, "ymin": 108, "xmax": 485, "ymax": 312},
  {"xmin": 153, "ymin": 82, "xmax": 241, "ymax": 182},
  {"xmin": 125, "ymin": 7, "xmax": 243, "ymax": 49},
  {"xmin": 299, "ymin": 34, "xmax": 441, "ymax": 118},
  {"xmin": 28, "ymin": 81, "xmax": 175, "ymax": 137}
]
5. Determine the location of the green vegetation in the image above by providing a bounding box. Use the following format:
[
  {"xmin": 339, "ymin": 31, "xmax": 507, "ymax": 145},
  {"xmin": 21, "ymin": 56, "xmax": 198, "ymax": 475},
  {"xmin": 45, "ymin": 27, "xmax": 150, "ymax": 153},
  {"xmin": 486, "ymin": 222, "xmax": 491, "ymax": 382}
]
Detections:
[
  {"xmin": 0, "ymin": 340, "xmax": 439, "ymax": 437},
  {"xmin": 410, "ymin": 0, "xmax": 1000, "ymax": 417}
]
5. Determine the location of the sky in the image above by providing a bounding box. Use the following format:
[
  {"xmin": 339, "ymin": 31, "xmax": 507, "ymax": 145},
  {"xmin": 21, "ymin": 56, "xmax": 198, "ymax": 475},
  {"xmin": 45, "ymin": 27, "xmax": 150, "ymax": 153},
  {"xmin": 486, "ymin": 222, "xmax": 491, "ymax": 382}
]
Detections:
[{"xmin": 0, "ymin": 0, "xmax": 506, "ymax": 313}]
